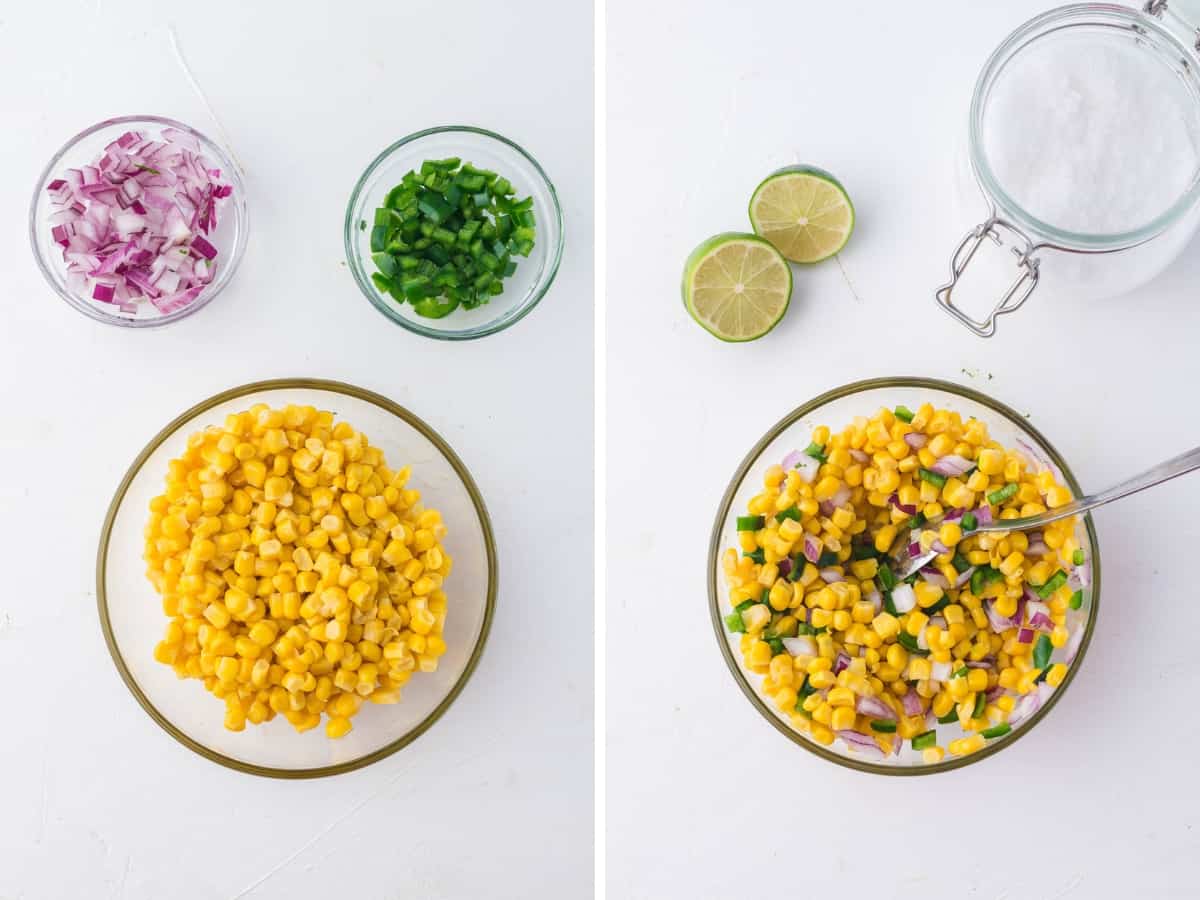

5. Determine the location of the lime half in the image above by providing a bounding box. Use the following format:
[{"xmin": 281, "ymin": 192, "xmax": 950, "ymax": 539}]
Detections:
[
  {"xmin": 749, "ymin": 166, "xmax": 854, "ymax": 263},
  {"xmin": 683, "ymin": 233, "xmax": 792, "ymax": 342}
]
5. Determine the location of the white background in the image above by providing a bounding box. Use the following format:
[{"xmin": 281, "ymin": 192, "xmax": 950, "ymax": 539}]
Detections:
[
  {"xmin": 0, "ymin": 1, "xmax": 593, "ymax": 898},
  {"xmin": 608, "ymin": 1, "xmax": 1199, "ymax": 898}
]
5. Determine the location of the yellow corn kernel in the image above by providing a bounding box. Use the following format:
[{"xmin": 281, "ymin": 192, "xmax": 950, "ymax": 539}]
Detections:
[
  {"xmin": 921, "ymin": 746, "xmax": 945, "ymax": 764},
  {"xmin": 1046, "ymin": 662, "xmax": 1068, "ymax": 687}
]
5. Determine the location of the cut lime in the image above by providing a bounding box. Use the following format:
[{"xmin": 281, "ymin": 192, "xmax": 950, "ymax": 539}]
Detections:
[
  {"xmin": 749, "ymin": 165, "xmax": 854, "ymax": 263},
  {"xmin": 682, "ymin": 233, "xmax": 792, "ymax": 342}
]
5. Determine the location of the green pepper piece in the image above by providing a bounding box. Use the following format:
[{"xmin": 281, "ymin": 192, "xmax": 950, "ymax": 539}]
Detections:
[
  {"xmin": 724, "ymin": 611, "xmax": 746, "ymax": 633},
  {"xmin": 897, "ymin": 632, "xmax": 928, "ymax": 656},
  {"xmin": 911, "ymin": 730, "xmax": 937, "ymax": 750},
  {"xmin": 1069, "ymin": 589, "xmax": 1083, "ymax": 610},
  {"xmin": 369, "ymin": 225, "xmax": 388, "ymax": 253},
  {"xmin": 918, "ymin": 468, "xmax": 947, "ymax": 489},
  {"xmin": 981, "ymin": 722, "xmax": 1011, "ymax": 739},
  {"xmin": 1036, "ymin": 570, "xmax": 1068, "ymax": 599},
  {"xmin": 987, "ymin": 483, "xmax": 1018, "ymax": 505},
  {"xmin": 816, "ymin": 550, "xmax": 839, "ymax": 568},
  {"xmin": 894, "ymin": 405, "xmax": 915, "ymax": 423},
  {"xmin": 412, "ymin": 295, "xmax": 461, "ymax": 319},
  {"xmin": 870, "ymin": 720, "xmax": 897, "ymax": 733},
  {"xmin": 1033, "ymin": 633, "xmax": 1053, "ymax": 669},
  {"xmin": 971, "ymin": 691, "xmax": 987, "ymax": 719}
]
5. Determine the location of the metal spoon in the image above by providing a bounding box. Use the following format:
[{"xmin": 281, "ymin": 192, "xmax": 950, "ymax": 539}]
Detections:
[{"xmin": 892, "ymin": 443, "xmax": 1200, "ymax": 578}]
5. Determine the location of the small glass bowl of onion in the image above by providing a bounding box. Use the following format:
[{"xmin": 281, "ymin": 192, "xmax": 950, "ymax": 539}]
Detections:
[{"xmin": 29, "ymin": 115, "xmax": 248, "ymax": 328}]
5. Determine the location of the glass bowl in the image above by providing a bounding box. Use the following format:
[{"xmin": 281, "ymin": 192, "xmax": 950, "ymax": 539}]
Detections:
[
  {"xmin": 30, "ymin": 115, "xmax": 248, "ymax": 328},
  {"xmin": 344, "ymin": 125, "xmax": 564, "ymax": 340},
  {"xmin": 96, "ymin": 379, "xmax": 497, "ymax": 778},
  {"xmin": 708, "ymin": 377, "xmax": 1100, "ymax": 775}
]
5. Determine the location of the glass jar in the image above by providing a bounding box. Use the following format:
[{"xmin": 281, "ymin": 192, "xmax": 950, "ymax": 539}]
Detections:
[{"xmin": 938, "ymin": 2, "xmax": 1200, "ymax": 336}]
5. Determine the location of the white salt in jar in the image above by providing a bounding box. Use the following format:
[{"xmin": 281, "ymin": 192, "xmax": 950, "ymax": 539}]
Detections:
[{"xmin": 939, "ymin": 2, "xmax": 1200, "ymax": 336}]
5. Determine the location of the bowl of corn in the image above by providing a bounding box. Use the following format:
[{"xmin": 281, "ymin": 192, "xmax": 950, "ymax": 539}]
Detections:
[
  {"xmin": 708, "ymin": 377, "xmax": 1099, "ymax": 774},
  {"xmin": 97, "ymin": 379, "xmax": 496, "ymax": 778}
]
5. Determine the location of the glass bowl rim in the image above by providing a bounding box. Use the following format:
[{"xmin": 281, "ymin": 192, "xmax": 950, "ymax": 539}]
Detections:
[
  {"xmin": 29, "ymin": 114, "xmax": 249, "ymax": 329},
  {"xmin": 968, "ymin": 3, "xmax": 1200, "ymax": 251},
  {"xmin": 707, "ymin": 375, "xmax": 1101, "ymax": 776},
  {"xmin": 95, "ymin": 377, "xmax": 499, "ymax": 778},
  {"xmin": 343, "ymin": 124, "xmax": 565, "ymax": 341}
]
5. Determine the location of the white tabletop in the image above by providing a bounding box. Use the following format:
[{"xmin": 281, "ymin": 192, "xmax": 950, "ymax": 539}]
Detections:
[
  {"xmin": 0, "ymin": 1, "xmax": 593, "ymax": 898},
  {"xmin": 608, "ymin": 1, "xmax": 1199, "ymax": 898}
]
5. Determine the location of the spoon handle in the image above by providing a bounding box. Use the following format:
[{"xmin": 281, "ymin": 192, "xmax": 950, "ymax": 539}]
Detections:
[{"xmin": 983, "ymin": 444, "xmax": 1200, "ymax": 532}]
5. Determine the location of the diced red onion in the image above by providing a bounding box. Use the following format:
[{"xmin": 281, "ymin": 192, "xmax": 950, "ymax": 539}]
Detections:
[
  {"xmin": 901, "ymin": 691, "xmax": 923, "ymax": 716},
  {"xmin": 783, "ymin": 636, "xmax": 818, "ymax": 658},
  {"xmin": 904, "ymin": 432, "xmax": 927, "ymax": 449},
  {"xmin": 849, "ymin": 449, "xmax": 869, "ymax": 463},
  {"xmin": 943, "ymin": 507, "xmax": 964, "ymax": 522},
  {"xmin": 836, "ymin": 735, "xmax": 887, "ymax": 760},
  {"xmin": 803, "ymin": 535, "xmax": 821, "ymax": 565},
  {"xmin": 920, "ymin": 569, "xmax": 950, "ymax": 590},
  {"xmin": 965, "ymin": 659, "xmax": 993, "ymax": 669},
  {"xmin": 928, "ymin": 454, "xmax": 975, "ymax": 477},
  {"xmin": 1017, "ymin": 627, "xmax": 1035, "ymax": 644},
  {"xmin": 819, "ymin": 500, "xmax": 834, "ymax": 517},
  {"xmin": 891, "ymin": 583, "xmax": 916, "ymax": 614},
  {"xmin": 781, "ymin": 450, "xmax": 803, "ymax": 471},
  {"xmin": 888, "ymin": 493, "xmax": 917, "ymax": 516},
  {"xmin": 43, "ymin": 125, "xmax": 230, "ymax": 317},
  {"xmin": 855, "ymin": 695, "xmax": 895, "ymax": 720},
  {"xmin": 953, "ymin": 566, "xmax": 976, "ymax": 589},
  {"xmin": 1026, "ymin": 540, "xmax": 1049, "ymax": 556},
  {"xmin": 866, "ymin": 589, "xmax": 883, "ymax": 615},
  {"xmin": 985, "ymin": 685, "xmax": 1005, "ymax": 702},
  {"xmin": 819, "ymin": 567, "xmax": 844, "ymax": 584},
  {"xmin": 833, "ymin": 652, "xmax": 851, "ymax": 675},
  {"xmin": 975, "ymin": 506, "xmax": 993, "ymax": 525},
  {"xmin": 984, "ymin": 601, "xmax": 1012, "ymax": 633},
  {"xmin": 831, "ymin": 486, "xmax": 851, "ymax": 508},
  {"xmin": 776, "ymin": 557, "xmax": 792, "ymax": 580},
  {"xmin": 930, "ymin": 661, "xmax": 951, "ymax": 681}
]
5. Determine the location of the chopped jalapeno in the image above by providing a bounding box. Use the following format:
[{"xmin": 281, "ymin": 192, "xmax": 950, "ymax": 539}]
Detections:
[
  {"xmin": 877, "ymin": 563, "xmax": 897, "ymax": 592},
  {"xmin": 953, "ymin": 666, "xmax": 969, "ymax": 678},
  {"xmin": 981, "ymin": 722, "xmax": 1011, "ymax": 739},
  {"xmin": 883, "ymin": 592, "xmax": 899, "ymax": 616},
  {"xmin": 737, "ymin": 515, "xmax": 765, "ymax": 531},
  {"xmin": 987, "ymin": 483, "xmax": 1018, "ymax": 504},
  {"xmin": 1036, "ymin": 570, "xmax": 1068, "ymax": 599},
  {"xmin": 1033, "ymin": 633, "xmax": 1053, "ymax": 669},
  {"xmin": 961, "ymin": 512, "xmax": 978, "ymax": 531},
  {"xmin": 744, "ymin": 549, "xmax": 765, "ymax": 564},
  {"xmin": 1069, "ymin": 589, "xmax": 1084, "ymax": 610},
  {"xmin": 870, "ymin": 720, "xmax": 897, "ymax": 733},
  {"xmin": 911, "ymin": 730, "xmax": 937, "ymax": 750},
  {"xmin": 894, "ymin": 405, "xmax": 915, "ymax": 423},
  {"xmin": 937, "ymin": 709, "xmax": 959, "ymax": 724},
  {"xmin": 1072, "ymin": 549, "xmax": 1086, "ymax": 566},
  {"xmin": 776, "ymin": 507, "xmax": 801, "ymax": 523},
  {"xmin": 804, "ymin": 441, "xmax": 827, "ymax": 463},
  {"xmin": 971, "ymin": 691, "xmax": 987, "ymax": 719},
  {"xmin": 724, "ymin": 611, "xmax": 746, "ymax": 633},
  {"xmin": 897, "ymin": 631, "xmax": 928, "ymax": 656},
  {"xmin": 817, "ymin": 550, "xmax": 839, "ymax": 568},
  {"xmin": 918, "ymin": 468, "xmax": 947, "ymax": 488},
  {"xmin": 766, "ymin": 637, "xmax": 786, "ymax": 656},
  {"xmin": 368, "ymin": 159, "xmax": 535, "ymax": 316},
  {"xmin": 951, "ymin": 552, "xmax": 972, "ymax": 574}
]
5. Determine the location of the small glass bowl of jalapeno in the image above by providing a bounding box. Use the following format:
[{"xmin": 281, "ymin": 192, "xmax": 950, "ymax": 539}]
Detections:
[{"xmin": 345, "ymin": 125, "xmax": 564, "ymax": 340}]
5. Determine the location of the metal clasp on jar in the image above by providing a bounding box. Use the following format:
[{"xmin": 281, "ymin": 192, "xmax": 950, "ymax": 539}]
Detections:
[{"xmin": 935, "ymin": 215, "xmax": 1040, "ymax": 338}]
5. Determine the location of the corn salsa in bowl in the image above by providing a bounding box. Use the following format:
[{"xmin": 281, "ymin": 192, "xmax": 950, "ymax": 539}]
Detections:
[{"xmin": 708, "ymin": 378, "xmax": 1098, "ymax": 774}]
